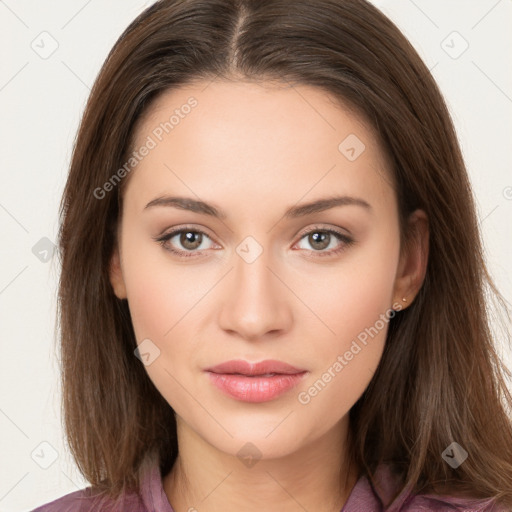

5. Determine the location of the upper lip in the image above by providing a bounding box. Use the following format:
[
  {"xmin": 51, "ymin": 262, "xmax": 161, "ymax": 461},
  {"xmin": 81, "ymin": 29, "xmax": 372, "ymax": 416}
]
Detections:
[{"xmin": 206, "ymin": 359, "xmax": 306, "ymax": 376}]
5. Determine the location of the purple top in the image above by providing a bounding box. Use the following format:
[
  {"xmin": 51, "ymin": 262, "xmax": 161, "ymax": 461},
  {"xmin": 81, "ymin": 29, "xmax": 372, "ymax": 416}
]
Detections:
[{"xmin": 32, "ymin": 451, "xmax": 505, "ymax": 511}]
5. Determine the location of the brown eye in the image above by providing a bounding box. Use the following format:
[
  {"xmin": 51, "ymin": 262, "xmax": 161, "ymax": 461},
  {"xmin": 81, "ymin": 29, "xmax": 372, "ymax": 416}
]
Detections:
[
  {"xmin": 295, "ymin": 227, "xmax": 355, "ymax": 257},
  {"xmin": 154, "ymin": 227, "xmax": 215, "ymax": 258},
  {"xmin": 308, "ymin": 231, "xmax": 331, "ymax": 251},
  {"xmin": 179, "ymin": 231, "xmax": 203, "ymax": 250}
]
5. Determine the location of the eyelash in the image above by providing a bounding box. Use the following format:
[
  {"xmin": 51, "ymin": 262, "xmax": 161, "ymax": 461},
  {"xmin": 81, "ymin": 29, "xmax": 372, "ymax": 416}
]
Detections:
[{"xmin": 154, "ymin": 225, "xmax": 355, "ymax": 259}]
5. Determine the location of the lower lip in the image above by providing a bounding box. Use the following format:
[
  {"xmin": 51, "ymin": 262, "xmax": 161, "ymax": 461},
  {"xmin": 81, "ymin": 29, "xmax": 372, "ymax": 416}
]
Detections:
[{"xmin": 206, "ymin": 371, "xmax": 307, "ymax": 403}]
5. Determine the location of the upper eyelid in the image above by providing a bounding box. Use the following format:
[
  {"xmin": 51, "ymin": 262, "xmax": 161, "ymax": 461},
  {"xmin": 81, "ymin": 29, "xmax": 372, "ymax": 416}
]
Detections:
[
  {"xmin": 296, "ymin": 224, "xmax": 351, "ymax": 238},
  {"xmin": 159, "ymin": 226, "xmax": 216, "ymax": 243},
  {"xmin": 159, "ymin": 223, "xmax": 350, "ymax": 239}
]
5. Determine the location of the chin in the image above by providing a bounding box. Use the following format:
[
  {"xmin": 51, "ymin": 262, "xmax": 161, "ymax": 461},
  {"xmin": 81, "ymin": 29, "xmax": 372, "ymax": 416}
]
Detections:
[{"xmin": 197, "ymin": 418, "xmax": 309, "ymax": 459}]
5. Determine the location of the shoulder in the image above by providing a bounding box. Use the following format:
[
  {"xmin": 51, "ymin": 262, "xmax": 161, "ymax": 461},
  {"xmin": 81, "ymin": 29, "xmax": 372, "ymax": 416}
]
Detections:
[
  {"xmin": 356, "ymin": 464, "xmax": 506, "ymax": 512},
  {"xmin": 31, "ymin": 487, "xmax": 94, "ymax": 512},
  {"xmin": 31, "ymin": 449, "xmax": 169, "ymax": 512},
  {"xmin": 31, "ymin": 486, "xmax": 146, "ymax": 512},
  {"xmin": 399, "ymin": 493, "xmax": 506, "ymax": 511}
]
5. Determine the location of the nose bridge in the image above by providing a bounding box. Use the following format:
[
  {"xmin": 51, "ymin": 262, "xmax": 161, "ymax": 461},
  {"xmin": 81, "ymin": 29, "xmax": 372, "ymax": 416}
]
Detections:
[{"xmin": 218, "ymin": 241, "xmax": 292, "ymax": 340}]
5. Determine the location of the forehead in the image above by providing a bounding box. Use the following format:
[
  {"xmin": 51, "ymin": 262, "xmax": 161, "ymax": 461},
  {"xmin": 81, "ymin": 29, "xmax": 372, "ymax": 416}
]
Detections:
[
  {"xmin": 125, "ymin": 80, "xmax": 395, "ymax": 214},
  {"xmin": 135, "ymin": 79, "xmax": 378, "ymax": 150}
]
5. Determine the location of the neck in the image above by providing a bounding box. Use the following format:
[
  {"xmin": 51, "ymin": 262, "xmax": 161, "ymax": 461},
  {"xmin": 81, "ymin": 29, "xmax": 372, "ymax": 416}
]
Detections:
[{"xmin": 163, "ymin": 417, "xmax": 359, "ymax": 512}]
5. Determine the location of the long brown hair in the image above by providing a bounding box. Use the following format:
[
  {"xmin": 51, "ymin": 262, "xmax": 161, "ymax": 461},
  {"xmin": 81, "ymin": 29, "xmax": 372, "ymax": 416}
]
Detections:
[{"xmin": 57, "ymin": 0, "xmax": 512, "ymax": 508}]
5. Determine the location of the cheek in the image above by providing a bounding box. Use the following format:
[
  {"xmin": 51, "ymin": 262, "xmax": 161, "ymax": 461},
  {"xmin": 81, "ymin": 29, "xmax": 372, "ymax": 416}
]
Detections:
[
  {"xmin": 295, "ymin": 227, "xmax": 399, "ymax": 411},
  {"xmin": 121, "ymin": 252, "xmax": 174, "ymax": 343},
  {"xmin": 307, "ymin": 227, "xmax": 399, "ymax": 351},
  {"xmin": 120, "ymin": 224, "xmax": 207, "ymax": 342},
  {"xmin": 119, "ymin": 237, "xmax": 203, "ymax": 409},
  {"xmin": 126, "ymin": 278, "xmax": 172, "ymax": 342}
]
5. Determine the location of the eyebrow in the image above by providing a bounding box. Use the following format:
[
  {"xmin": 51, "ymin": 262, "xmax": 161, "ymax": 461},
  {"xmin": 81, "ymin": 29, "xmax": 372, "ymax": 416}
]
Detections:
[{"xmin": 144, "ymin": 194, "xmax": 372, "ymax": 219}]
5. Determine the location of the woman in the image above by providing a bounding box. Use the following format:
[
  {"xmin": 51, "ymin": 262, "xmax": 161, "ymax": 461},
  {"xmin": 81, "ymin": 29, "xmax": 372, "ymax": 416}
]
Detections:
[{"xmin": 33, "ymin": 0, "xmax": 512, "ymax": 510}]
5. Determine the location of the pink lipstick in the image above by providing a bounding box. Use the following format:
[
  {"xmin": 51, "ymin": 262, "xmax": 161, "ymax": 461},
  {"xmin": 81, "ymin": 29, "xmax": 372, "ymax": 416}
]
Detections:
[{"xmin": 205, "ymin": 359, "xmax": 308, "ymax": 403}]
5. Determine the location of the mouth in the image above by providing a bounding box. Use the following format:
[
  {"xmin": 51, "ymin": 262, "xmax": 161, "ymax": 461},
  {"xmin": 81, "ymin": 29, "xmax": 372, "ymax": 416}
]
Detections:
[{"xmin": 205, "ymin": 359, "xmax": 308, "ymax": 402}]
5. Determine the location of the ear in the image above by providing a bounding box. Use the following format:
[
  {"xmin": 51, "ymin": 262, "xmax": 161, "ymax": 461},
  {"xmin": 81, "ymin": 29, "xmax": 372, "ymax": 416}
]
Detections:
[
  {"xmin": 392, "ymin": 209, "xmax": 429, "ymax": 310},
  {"xmin": 109, "ymin": 245, "xmax": 127, "ymax": 299}
]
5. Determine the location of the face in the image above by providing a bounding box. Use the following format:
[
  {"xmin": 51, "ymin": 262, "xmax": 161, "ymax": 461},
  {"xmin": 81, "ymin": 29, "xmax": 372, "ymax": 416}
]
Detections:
[{"xmin": 109, "ymin": 80, "xmax": 419, "ymax": 461}]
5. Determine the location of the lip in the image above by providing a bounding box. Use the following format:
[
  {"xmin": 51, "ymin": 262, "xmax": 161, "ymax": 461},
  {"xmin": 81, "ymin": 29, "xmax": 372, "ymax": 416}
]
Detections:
[
  {"xmin": 205, "ymin": 359, "xmax": 308, "ymax": 403},
  {"xmin": 206, "ymin": 359, "xmax": 306, "ymax": 376}
]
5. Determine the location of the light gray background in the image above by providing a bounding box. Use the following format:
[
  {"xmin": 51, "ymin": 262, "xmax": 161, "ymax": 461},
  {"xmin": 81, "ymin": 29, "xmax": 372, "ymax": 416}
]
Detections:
[{"xmin": 1, "ymin": 1, "xmax": 511, "ymax": 510}]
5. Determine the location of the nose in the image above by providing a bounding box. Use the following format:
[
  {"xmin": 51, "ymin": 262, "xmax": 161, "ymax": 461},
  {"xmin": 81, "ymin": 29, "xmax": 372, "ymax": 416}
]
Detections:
[{"xmin": 217, "ymin": 246, "xmax": 293, "ymax": 342}]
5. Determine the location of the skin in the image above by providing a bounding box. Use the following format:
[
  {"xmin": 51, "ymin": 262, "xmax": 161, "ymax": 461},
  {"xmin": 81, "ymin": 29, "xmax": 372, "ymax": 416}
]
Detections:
[{"xmin": 109, "ymin": 80, "xmax": 429, "ymax": 512}]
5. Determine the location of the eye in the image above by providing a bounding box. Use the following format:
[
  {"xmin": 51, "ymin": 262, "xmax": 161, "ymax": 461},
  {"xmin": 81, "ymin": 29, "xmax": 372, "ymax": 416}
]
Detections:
[
  {"xmin": 294, "ymin": 226, "xmax": 354, "ymax": 257},
  {"xmin": 154, "ymin": 226, "xmax": 217, "ymax": 258},
  {"xmin": 154, "ymin": 225, "xmax": 355, "ymax": 259}
]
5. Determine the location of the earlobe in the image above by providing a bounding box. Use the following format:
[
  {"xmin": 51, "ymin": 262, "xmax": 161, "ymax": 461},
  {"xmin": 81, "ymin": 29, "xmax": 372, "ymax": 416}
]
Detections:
[
  {"xmin": 109, "ymin": 247, "xmax": 127, "ymax": 299},
  {"xmin": 393, "ymin": 209, "xmax": 429, "ymax": 309}
]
